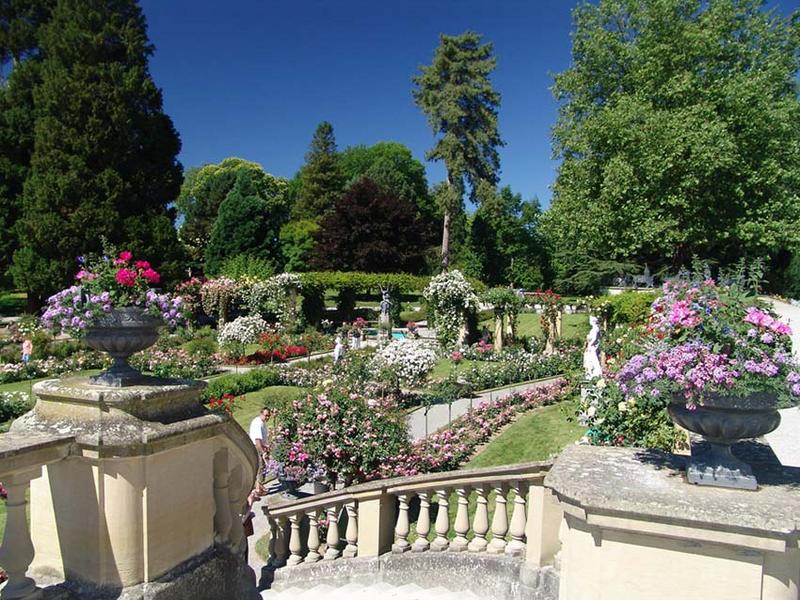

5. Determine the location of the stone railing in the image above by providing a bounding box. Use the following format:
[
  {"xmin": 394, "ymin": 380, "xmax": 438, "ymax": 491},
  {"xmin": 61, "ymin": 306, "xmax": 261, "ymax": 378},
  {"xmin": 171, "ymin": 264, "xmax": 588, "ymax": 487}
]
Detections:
[
  {"xmin": 0, "ymin": 431, "xmax": 74, "ymax": 600},
  {"xmin": 264, "ymin": 460, "xmax": 562, "ymax": 569}
]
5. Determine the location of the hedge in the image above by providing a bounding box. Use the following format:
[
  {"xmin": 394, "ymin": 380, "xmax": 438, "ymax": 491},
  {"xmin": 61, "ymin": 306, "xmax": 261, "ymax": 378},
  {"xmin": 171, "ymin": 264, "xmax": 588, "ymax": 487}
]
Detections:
[{"xmin": 201, "ymin": 367, "xmax": 282, "ymax": 402}]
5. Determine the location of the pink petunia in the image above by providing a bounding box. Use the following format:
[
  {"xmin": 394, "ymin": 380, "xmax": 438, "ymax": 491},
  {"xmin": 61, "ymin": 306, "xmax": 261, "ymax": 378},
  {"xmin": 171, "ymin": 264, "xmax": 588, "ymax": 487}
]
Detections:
[{"xmin": 115, "ymin": 268, "xmax": 137, "ymax": 287}]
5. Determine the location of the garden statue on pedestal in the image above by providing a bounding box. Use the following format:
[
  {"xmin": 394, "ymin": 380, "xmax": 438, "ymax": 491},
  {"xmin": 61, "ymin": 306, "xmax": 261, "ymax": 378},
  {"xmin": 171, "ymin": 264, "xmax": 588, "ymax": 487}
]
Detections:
[
  {"xmin": 379, "ymin": 288, "xmax": 392, "ymax": 338},
  {"xmin": 583, "ymin": 315, "xmax": 603, "ymax": 380}
]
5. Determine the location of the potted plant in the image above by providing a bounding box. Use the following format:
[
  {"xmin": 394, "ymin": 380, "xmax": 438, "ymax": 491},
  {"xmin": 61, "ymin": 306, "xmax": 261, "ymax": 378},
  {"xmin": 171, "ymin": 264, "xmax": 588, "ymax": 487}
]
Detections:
[
  {"xmin": 615, "ymin": 276, "xmax": 799, "ymax": 489},
  {"xmin": 41, "ymin": 249, "xmax": 185, "ymax": 386},
  {"xmin": 265, "ymin": 440, "xmax": 326, "ymax": 497}
]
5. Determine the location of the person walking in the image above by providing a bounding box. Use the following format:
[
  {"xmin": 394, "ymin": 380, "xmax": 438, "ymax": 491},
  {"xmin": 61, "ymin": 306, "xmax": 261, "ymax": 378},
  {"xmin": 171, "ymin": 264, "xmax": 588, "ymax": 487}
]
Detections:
[
  {"xmin": 21, "ymin": 338, "xmax": 32, "ymax": 363},
  {"xmin": 249, "ymin": 407, "xmax": 270, "ymax": 495}
]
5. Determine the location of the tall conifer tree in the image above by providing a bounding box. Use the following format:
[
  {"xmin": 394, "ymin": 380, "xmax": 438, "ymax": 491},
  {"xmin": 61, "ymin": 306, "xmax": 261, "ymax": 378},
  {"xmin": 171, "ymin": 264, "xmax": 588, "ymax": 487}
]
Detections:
[
  {"xmin": 10, "ymin": 0, "xmax": 184, "ymax": 306},
  {"xmin": 413, "ymin": 31, "xmax": 503, "ymax": 270},
  {"xmin": 291, "ymin": 121, "xmax": 344, "ymax": 220}
]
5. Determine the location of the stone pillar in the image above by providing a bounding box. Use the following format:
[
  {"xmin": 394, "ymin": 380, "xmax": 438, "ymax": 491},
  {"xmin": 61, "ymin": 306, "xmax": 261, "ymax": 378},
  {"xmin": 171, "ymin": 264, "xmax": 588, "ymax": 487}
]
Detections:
[
  {"xmin": 13, "ymin": 376, "xmax": 257, "ymax": 599},
  {"xmin": 494, "ymin": 315, "xmax": 504, "ymax": 352},
  {"xmin": 525, "ymin": 485, "xmax": 562, "ymax": 567},
  {"xmin": 354, "ymin": 491, "xmax": 395, "ymax": 557}
]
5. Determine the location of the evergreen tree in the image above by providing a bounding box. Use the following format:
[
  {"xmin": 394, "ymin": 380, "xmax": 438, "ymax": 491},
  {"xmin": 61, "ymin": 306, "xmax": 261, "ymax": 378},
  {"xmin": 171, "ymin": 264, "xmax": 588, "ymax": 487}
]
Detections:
[
  {"xmin": 10, "ymin": 0, "xmax": 184, "ymax": 306},
  {"xmin": 205, "ymin": 170, "xmax": 283, "ymax": 275},
  {"xmin": 413, "ymin": 31, "xmax": 503, "ymax": 269},
  {"xmin": 177, "ymin": 157, "xmax": 287, "ymax": 273},
  {"xmin": 291, "ymin": 121, "xmax": 344, "ymax": 220},
  {"xmin": 0, "ymin": 0, "xmax": 51, "ymax": 285}
]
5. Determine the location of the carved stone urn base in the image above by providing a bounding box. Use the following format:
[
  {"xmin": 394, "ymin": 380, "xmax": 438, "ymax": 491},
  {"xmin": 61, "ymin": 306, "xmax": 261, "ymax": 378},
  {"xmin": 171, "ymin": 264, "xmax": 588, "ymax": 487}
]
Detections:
[
  {"xmin": 668, "ymin": 393, "xmax": 781, "ymax": 491},
  {"xmin": 685, "ymin": 442, "xmax": 758, "ymax": 490}
]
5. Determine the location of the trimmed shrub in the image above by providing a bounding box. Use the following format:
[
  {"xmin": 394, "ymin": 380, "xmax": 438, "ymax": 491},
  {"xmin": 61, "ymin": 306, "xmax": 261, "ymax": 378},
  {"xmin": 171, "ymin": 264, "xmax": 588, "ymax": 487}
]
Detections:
[{"xmin": 201, "ymin": 368, "xmax": 282, "ymax": 402}]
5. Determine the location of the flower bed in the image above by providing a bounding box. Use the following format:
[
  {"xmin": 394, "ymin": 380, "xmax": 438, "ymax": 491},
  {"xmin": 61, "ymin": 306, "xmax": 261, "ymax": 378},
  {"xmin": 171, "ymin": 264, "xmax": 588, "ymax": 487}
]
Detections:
[
  {"xmin": 454, "ymin": 347, "xmax": 580, "ymax": 390},
  {"xmin": 129, "ymin": 348, "xmax": 220, "ymax": 379},
  {"xmin": 384, "ymin": 381, "xmax": 569, "ymax": 476},
  {"xmin": 0, "ymin": 391, "xmax": 33, "ymax": 423},
  {"xmin": 0, "ymin": 352, "xmax": 108, "ymax": 384}
]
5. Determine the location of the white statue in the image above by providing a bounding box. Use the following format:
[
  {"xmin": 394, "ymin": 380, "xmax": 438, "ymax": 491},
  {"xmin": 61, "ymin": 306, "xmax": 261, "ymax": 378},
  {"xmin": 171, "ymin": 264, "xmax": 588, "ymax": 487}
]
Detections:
[{"xmin": 583, "ymin": 315, "xmax": 602, "ymax": 380}]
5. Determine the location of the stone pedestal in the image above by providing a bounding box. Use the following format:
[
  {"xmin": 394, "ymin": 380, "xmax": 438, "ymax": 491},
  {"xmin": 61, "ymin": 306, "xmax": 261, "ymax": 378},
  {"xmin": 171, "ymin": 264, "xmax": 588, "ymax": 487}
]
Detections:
[
  {"xmin": 10, "ymin": 376, "xmax": 258, "ymax": 600},
  {"xmin": 546, "ymin": 445, "xmax": 800, "ymax": 600}
]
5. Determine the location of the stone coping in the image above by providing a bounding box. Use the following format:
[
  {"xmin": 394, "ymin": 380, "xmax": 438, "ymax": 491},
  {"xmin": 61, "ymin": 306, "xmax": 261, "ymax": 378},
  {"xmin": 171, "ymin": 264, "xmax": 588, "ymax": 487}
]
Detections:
[
  {"xmin": 545, "ymin": 445, "xmax": 800, "ymax": 540},
  {"xmin": 0, "ymin": 431, "xmax": 75, "ymax": 478},
  {"xmin": 266, "ymin": 460, "xmax": 552, "ymax": 516}
]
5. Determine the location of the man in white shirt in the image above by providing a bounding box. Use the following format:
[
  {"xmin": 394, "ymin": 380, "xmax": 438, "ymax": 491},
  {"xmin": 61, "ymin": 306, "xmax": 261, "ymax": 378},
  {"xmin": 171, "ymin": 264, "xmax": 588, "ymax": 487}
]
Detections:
[{"xmin": 249, "ymin": 407, "xmax": 270, "ymax": 493}]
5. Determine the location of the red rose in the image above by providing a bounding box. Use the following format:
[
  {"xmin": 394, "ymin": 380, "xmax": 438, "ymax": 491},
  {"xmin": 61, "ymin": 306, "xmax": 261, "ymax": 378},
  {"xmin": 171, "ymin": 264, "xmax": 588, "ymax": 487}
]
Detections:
[
  {"xmin": 118, "ymin": 250, "xmax": 133, "ymax": 262},
  {"xmin": 135, "ymin": 260, "xmax": 151, "ymax": 270}
]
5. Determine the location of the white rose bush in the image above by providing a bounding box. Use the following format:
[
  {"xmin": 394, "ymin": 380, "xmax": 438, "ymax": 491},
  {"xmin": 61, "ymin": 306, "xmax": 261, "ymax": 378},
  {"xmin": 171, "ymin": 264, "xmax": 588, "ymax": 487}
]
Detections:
[{"xmin": 423, "ymin": 270, "xmax": 479, "ymax": 349}]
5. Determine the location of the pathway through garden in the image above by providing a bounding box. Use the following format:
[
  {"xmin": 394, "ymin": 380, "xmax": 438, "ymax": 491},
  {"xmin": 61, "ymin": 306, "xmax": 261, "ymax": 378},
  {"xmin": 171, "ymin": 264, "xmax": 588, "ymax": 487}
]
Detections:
[
  {"xmin": 405, "ymin": 376, "xmax": 563, "ymax": 440},
  {"xmin": 763, "ymin": 297, "xmax": 800, "ymax": 468}
]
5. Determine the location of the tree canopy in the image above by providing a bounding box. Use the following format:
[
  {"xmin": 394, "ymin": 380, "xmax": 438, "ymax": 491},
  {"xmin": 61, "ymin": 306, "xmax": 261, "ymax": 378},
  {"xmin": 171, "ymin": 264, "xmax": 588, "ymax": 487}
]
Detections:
[
  {"xmin": 204, "ymin": 169, "xmax": 288, "ymax": 275},
  {"xmin": 544, "ymin": 0, "xmax": 800, "ymax": 283},
  {"xmin": 413, "ymin": 31, "xmax": 503, "ymax": 268},
  {"xmin": 310, "ymin": 178, "xmax": 429, "ymax": 274},
  {"xmin": 177, "ymin": 157, "xmax": 287, "ymax": 271}
]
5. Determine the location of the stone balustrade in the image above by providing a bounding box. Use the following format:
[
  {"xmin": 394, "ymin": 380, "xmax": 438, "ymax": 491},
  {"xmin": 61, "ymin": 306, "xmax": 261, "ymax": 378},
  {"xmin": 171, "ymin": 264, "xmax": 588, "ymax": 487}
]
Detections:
[
  {"xmin": 264, "ymin": 460, "xmax": 562, "ymax": 570},
  {"xmin": 0, "ymin": 432, "xmax": 74, "ymax": 600}
]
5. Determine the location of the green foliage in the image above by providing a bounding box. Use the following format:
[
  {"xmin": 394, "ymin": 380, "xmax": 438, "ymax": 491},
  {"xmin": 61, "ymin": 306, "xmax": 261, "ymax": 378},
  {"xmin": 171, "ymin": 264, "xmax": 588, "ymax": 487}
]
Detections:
[
  {"xmin": 480, "ymin": 287, "xmax": 523, "ymax": 316},
  {"xmin": 464, "ymin": 186, "xmax": 548, "ymax": 287},
  {"xmin": 218, "ymin": 254, "xmax": 275, "ymax": 280},
  {"xmin": 291, "ymin": 121, "xmax": 344, "ymax": 220},
  {"xmin": 413, "ymin": 31, "xmax": 503, "ymax": 267},
  {"xmin": 9, "ymin": 0, "xmax": 185, "ymax": 304},
  {"xmin": 545, "ymin": 0, "xmax": 800, "ymax": 279},
  {"xmin": 177, "ymin": 157, "xmax": 287, "ymax": 269},
  {"xmin": 553, "ymin": 254, "xmax": 639, "ymax": 295},
  {"xmin": 784, "ymin": 252, "xmax": 800, "ymax": 299},
  {"xmin": 204, "ymin": 170, "xmax": 287, "ymax": 275},
  {"xmin": 0, "ymin": 391, "xmax": 33, "ymax": 423},
  {"xmin": 338, "ymin": 142, "xmax": 435, "ymax": 219},
  {"xmin": 280, "ymin": 219, "xmax": 319, "ymax": 272},
  {"xmin": 310, "ymin": 179, "xmax": 429, "ymax": 274},
  {"xmin": 200, "ymin": 367, "xmax": 281, "ymax": 403},
  {"xmin": 597, "ymin": 292, "xmax": 658, "ymax": 327}
]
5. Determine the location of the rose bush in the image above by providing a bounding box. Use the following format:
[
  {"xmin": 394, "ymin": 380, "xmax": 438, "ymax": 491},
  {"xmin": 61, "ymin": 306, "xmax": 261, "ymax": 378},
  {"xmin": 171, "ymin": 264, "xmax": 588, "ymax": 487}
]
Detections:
[
  {"xmin": 371, "ymin": 340, "xmax": 438, "ymax": 387},
  {"xmin": 423, "ymin": 270, "xmax": 479, "ymax": 349}
]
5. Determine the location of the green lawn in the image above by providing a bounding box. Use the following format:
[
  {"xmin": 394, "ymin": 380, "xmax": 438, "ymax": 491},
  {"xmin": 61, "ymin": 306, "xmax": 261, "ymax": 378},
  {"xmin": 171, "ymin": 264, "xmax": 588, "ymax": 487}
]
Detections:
[
  {"xmin": 429, "ymin": 358, "xmax": 480, "ymax": 380},
  {"xmin": 466, "ymin": 400, "xmax": 584, "ymax": 469},
  {"xmin": 230, "ymin": 385, "xmax": 307, "ymax": 430},
  {"xmin": 479, "ymin": 312, "xmax": 589, "ymax": 342}
]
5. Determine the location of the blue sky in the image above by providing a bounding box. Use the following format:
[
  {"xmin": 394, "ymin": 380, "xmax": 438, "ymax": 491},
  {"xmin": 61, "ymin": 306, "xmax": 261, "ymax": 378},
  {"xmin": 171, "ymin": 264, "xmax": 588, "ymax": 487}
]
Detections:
[{"xmin": 140, "ymin": 0, "xmax": 800, "ymax": 208}]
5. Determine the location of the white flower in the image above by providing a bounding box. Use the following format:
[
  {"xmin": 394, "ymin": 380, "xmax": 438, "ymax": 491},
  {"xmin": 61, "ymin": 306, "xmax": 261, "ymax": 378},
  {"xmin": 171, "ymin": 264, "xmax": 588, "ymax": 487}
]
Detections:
[
  {"xmin": 217, "ymin": 315, "xmax": 268, "ymax": 346},
  {"xmin": 618, "ymin": 401, "xmax": 628, "ymax": 413},
  {"xmin": 587, "ymin": 406, "xmax": 597, "ymax": 417},
  {"xmin": 372, "ymin": 340, "xmax": 439, "ymax": 385}
]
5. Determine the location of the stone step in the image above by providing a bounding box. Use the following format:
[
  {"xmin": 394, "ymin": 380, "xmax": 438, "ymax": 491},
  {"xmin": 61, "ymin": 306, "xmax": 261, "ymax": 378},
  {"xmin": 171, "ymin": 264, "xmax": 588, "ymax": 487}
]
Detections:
[{"xmin": 262, "ymin": 581, "xmax": 482, "ymax": 599}]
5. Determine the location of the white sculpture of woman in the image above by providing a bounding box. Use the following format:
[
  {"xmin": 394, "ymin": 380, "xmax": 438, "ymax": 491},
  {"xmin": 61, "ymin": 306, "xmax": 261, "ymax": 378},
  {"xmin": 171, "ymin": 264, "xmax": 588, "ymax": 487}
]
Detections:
[
  {"xmin": 583, "ymin": 315, "xmax": 602, "ymax": 379},
  {"xmin": 333, "ymin": 334, "xmax": 344, "ymax": 363}
]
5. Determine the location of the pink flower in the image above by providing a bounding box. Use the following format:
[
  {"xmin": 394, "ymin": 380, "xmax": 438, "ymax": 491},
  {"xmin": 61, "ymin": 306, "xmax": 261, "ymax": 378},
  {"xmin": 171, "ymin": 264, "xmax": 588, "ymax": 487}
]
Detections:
[
  {"xmin": 118, "ymin": 250, "xmax": 133, "ymax": 262},
  {"xmin": 75, "ymin": 270, "xmax": 95, "ymax": 280},
  {"xmin": 115, "ymin": 268, "xmax": 137, "ymax": 287},
  {"xmin": 135, "ymin": 260, "xmax": 151, "ymax": 270},
  {"xmin": 141, "ymin": 268, "xmax": 160, "ymax": 284}
]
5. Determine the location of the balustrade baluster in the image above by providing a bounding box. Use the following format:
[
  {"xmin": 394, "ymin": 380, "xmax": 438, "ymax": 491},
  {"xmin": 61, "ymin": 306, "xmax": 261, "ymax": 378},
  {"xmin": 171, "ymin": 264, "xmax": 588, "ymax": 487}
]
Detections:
[
  {"xmin": 431, "ymin": 489, "xmax": 450, "ymax": 552},
  {"xmin": 506, "ymin": 481, "xmax": 527, "ymax": 557},
  {"xmin": 488, "ymin": 485, "xmax": 509, "ymax": 554},
  {"xmin": 468, "ymin": 485, "xmax": 489, "ymax": 552},
  {"xmin": 287, "ymin": 513, "xmax": 304, "ymax": 566},
  {"xmin": 412, "ymin": 491, "xmax": 431, "ymax": 552},
  {"xmin": 392, "ymin": 494, "xmax": 411, "ymax": 553},
  {"xmin": 450, "ymin": 487, "xmax": 470, "ymax": 552},
  {"xmin": 323, "ymin": 505, "xmax": 341, "ymax": 560},
  {"xmin": 306, "ymin": 510, "xmax": 322, "ymax": 563},
  {"xmin": 343, "ymin": 502, "xmax": 359, "ymax": 558},
  {"xmin": 273, "ymin": 516, "xmax": 289, "ymax": 567},
  {"xmin": 0, "ymin": 471, "xmax": 39, "ymax": 600}
]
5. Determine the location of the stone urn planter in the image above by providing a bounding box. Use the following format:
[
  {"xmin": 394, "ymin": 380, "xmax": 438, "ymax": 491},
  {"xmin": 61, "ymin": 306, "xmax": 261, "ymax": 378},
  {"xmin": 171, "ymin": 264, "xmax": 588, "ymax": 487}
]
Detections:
[
  {"xmin": 84, "ymin": 307, "xmax": 162, "ymax": 387},
  {"xmin": 668, "ymin": 392, "xmax": 781, "ymax": 490},
  {"xmin": 278, "ymin": 477, "xmax": 301, "ymax": 498}
]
